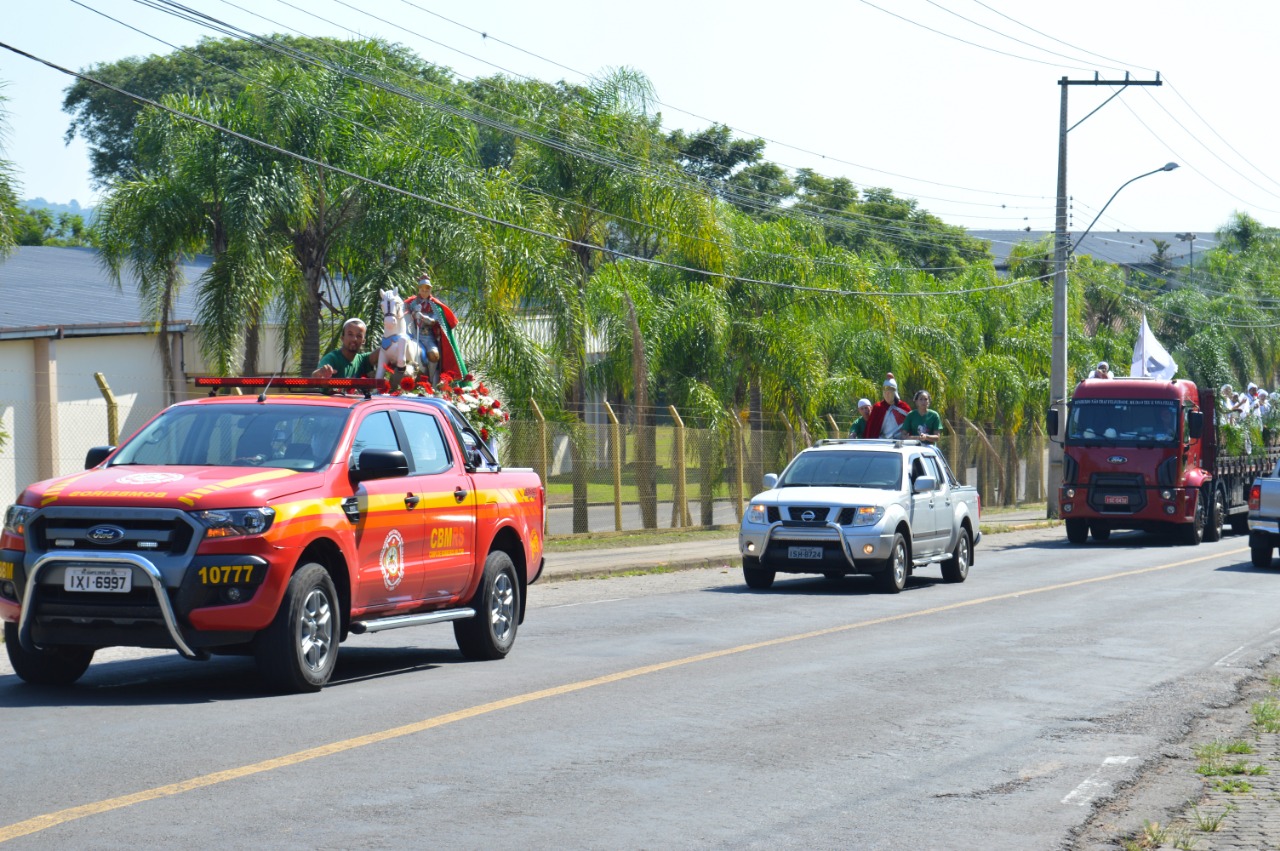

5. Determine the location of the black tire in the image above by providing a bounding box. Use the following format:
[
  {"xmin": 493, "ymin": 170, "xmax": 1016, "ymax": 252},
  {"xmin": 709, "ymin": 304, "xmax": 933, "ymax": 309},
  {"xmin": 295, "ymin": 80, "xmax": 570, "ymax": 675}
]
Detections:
[
  {"xmin": 941, "ymin": 529, "xmax": 971, "ymax": 583},
  {"xmin": 4, "ymin": 621, "xmax": 94, "ymax": 686},
  {"xmin": 1252, "ymin": 540, "xmax": 1274, "ymax": 569},
  {"xmin": 1230, "ymin": 512, "xmax": 1250, "ymax": 537},
  {"xmin": 1180, "ymin": 491, "xmax": 1207, "ymax": 546},
  {"xmin": 1204, "ymin": 486, "xmax": 1225, "ymax": 543},
  {"xmin": 1089, "ymin": 523, "xmax": 1111, "ymax": 542},
  {"xmin": 454, "ymin": 550, "xmax": 520, "ymax": 661},
  {"xmin": 878, "ymin": 533, "xmax": 908, "ymax": 594},
  {"xmin": 742, "ymin": 555, "xmax": 775, "ymax": 590},
  {"xmin": 255, "ymin": 563, "xmax": 339, "ymax": 693},
  {"xmin": 1065, "ymin": 519, "xmax": 1089, "ymax": 544}
]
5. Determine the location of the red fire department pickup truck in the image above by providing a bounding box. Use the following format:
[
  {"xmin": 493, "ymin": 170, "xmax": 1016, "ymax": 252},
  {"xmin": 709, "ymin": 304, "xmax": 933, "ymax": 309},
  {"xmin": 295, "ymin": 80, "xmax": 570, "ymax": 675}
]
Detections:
[
  {"xmin": 1048, "ymin": 377, "xmax": 1279, "ymax": 545},
  {"xmin": 0, "ymin": 377, "xmax": 545, "ymax": 692}
]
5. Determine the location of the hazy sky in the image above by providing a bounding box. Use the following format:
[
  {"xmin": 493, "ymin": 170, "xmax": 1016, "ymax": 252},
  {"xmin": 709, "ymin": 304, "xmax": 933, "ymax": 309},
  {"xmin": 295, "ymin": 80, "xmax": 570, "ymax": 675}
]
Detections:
[{"xmin": 1, "ymin": 0, "xmax": 1275, "ymax": 238}]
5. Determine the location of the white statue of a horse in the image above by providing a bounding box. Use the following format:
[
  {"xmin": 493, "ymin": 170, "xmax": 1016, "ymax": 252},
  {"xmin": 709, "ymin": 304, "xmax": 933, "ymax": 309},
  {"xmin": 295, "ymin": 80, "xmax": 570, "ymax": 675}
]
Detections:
[{"xmin": 375, "ymin": 288, "xmax": 421, "ymax": 381}]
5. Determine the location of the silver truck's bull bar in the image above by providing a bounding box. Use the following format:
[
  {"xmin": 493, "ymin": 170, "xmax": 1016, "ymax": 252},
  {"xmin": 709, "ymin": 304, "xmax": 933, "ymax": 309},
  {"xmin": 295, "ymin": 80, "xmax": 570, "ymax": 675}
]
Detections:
[
  {"xmin": 19, "ymin": 551, "xmax": 204, "ymax": 659},
  {"xmin": 759, "ymin": 522, "xmax": 861, "ymax": 570}
]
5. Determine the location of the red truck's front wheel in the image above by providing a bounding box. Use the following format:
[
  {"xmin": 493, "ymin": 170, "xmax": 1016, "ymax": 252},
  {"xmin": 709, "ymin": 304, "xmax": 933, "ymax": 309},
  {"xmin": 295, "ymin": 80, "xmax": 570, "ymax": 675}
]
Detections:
[{"xmin": 256, "ymin": 563, "xmax": 339, "ymax": 692}]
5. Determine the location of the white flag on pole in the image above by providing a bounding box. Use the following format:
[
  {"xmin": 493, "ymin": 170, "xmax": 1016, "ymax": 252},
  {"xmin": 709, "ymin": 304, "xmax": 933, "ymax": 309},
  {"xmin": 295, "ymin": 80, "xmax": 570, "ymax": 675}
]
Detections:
[{"xmin": 1130, "ymin": 314, "xmax": 1177, "ymax": 379}]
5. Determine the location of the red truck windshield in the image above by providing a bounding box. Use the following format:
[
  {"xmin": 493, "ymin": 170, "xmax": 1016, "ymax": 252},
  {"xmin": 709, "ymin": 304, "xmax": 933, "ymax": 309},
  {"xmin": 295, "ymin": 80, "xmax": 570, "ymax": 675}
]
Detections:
[
  {"xmin": 1067, "ymin": 399, "xmax": 1182, "ymax": 447},
  {"xmin": 109, "ymin": 404, "xmax": 351, "ymax": 471}
]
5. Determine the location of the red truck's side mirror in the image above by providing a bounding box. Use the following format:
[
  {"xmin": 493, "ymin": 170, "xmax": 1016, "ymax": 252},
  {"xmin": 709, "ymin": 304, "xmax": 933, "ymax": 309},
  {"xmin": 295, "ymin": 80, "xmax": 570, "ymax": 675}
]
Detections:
[
  {"xmin": 1187, "ymin": 411, "xmax": 1204, "ymax": 440},
  {"xmin": 349, "ymin": 449, "xmax": 409, "ymax": 484},
  {"xmin": 85, "ymin": 446, "xmax": 115, "ymax": 469},
  {"xmin": 1046, "ymin": 408, "xmax": 1059, "ymax": 437}
]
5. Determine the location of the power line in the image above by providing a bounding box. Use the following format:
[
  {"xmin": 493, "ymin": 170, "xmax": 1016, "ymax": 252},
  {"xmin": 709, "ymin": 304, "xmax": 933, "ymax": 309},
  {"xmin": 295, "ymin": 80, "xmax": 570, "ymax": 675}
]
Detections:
[
  {"xmin": 377, "ymin": 0, "xmax": 1058, "ymax": 203},
  {"xmin": 0, "ymin": 38, "xmax": 1053, "ymax": 301},
  {"xmin": 123, "ymin": 0, "xmax": 1009, "ymax": 255}
]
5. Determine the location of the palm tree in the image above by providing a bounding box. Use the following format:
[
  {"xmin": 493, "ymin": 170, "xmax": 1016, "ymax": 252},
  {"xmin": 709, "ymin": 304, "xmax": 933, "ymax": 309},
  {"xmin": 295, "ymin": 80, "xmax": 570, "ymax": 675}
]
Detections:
[{"xmin": 0, "ymin": 83, "xmax": 19, "ymax": 258}]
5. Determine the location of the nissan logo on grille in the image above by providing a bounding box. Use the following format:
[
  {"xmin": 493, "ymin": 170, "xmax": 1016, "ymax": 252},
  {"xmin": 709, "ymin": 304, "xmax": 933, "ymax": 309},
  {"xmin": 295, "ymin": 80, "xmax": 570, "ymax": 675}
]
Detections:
[
  {"xmin": 86, "ymin": 525, "xmax": 126, "ymax": 545},
  {"xmin": 801, "ymin": 510, "xmax": 816, "ymax": 522},
  {"xmin": 1108, "ymin": 456, "xmax": 1128, "ymax": 464}
]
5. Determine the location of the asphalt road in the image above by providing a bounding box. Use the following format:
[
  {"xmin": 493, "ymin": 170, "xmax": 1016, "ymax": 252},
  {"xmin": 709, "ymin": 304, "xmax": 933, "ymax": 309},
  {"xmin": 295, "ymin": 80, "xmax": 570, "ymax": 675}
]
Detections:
[{"xmin": 1, "ymin": 527, "xmax": 1277, "ymax": 849}]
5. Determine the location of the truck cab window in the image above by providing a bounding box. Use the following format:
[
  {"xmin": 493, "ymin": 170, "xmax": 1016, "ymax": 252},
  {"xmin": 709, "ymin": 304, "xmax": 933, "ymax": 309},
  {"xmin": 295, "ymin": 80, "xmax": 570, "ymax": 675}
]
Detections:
[
  {"xmin": 398, "ymin": 410, "xmax": 453, "ymax": 475},
  {"xmin": 350, "ymin": 411, "xmax": 399, "ymax": 471}
]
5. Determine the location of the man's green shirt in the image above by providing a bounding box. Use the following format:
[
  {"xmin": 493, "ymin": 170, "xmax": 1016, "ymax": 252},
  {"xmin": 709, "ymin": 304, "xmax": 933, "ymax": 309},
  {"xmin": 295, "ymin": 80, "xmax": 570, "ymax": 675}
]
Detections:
[
  {"xmin": 849, "ymin": 417, "xmax": 868, "ymax": 438},
  {"xmin": 318, "ymin": 349, "xmax": 374, "ymax": 378},
  {"xmin": 903, "ymin": 409, "xmax": 943, "ymax": 438}
]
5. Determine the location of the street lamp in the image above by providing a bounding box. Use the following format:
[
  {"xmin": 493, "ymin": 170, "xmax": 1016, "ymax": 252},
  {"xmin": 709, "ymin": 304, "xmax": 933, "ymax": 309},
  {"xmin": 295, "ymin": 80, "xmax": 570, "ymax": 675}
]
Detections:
[
  {"xmin": 1047, "ymin": 162, "xmax": 1179, "ymax": 518},
  {"xmin": 1070, "ymin": 163, "xmax": 1180, "ymax": 258}
]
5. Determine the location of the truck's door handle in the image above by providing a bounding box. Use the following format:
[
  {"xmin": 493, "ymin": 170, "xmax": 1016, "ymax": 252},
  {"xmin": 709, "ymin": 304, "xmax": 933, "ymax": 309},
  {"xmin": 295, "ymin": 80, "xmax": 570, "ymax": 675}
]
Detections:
[
  {"xmin": 454, "ymin": 487, "xmax": 468, "ymax": 503},
  {"xmin": 404, "ymin": 493, "xmax": 420, "ymax": 509}
]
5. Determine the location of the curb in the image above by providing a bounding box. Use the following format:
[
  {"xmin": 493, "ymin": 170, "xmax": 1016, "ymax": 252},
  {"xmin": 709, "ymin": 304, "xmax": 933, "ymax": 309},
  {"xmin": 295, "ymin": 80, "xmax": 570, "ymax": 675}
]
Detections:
[{"xmin": 540, "ymin": 553, "xmax": 741, "ymax": 582}]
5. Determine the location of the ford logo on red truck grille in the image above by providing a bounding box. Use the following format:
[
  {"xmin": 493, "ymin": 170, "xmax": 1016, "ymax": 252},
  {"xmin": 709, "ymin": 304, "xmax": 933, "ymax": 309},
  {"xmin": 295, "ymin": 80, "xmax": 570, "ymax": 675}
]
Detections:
[
  {"xmin": 1108, "ymin": 456, "xmax": 1127, "ymax": 464},
  {"xmin": 86, "ymin": 525, "xmax": 126, "ymax": 544}
]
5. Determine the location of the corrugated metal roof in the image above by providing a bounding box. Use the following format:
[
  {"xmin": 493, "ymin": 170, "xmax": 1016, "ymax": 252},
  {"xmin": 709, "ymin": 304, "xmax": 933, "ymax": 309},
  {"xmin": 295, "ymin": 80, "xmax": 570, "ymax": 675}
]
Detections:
[
  {"xmin": 969, "ymin": 230, "xmax": 1218, "ymax": 270},
  {"xmin": 0, "ymin": 245, "xmax": 211, "ymax": 337}
]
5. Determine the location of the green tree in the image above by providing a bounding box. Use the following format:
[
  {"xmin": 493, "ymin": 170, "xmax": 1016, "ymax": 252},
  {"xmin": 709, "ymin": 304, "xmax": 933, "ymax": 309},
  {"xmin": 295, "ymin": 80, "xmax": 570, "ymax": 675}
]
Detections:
[{"xmin": 0, "ymin": 83, "xmax": 19, "ymax": 258}]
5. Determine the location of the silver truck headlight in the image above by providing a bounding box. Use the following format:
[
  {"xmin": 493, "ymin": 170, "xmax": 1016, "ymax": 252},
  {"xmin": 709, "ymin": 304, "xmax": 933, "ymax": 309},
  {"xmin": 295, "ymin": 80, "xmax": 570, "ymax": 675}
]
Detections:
[
  {"xmin": 747, "ymin": 504, "xmax": 767, "ymax": 524},
  {"xmin": 851, "ymin": 506, "xmax": 884, "ymax": 526}
]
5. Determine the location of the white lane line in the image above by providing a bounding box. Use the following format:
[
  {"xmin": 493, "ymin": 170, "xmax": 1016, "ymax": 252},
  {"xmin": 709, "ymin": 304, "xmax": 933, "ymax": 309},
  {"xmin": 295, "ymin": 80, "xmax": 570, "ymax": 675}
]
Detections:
[
  {"xmin": 1215, "ymin": 646, "xmax": 1248, "ymax": 666},
  {"xmin": 1062, "ymin": 756, "xmax": 1138, "ymax": 806},
  {"xmin": 545, "ymin": 598, "xmax": 625, "ymax": 609}
]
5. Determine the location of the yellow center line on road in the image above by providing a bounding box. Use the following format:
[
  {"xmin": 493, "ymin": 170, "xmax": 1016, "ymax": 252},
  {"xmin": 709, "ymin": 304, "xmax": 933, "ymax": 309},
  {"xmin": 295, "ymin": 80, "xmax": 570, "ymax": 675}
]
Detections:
[{"xmin": 0, "ymin": 546, "xmax": 1246, "ymax": 843}]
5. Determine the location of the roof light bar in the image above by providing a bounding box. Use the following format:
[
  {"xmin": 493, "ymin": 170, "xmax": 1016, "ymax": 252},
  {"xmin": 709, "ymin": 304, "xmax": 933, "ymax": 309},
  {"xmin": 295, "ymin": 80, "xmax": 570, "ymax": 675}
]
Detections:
[{"xmin": 193, "ymin": 376, "xmax": 379, "ymax": 392}]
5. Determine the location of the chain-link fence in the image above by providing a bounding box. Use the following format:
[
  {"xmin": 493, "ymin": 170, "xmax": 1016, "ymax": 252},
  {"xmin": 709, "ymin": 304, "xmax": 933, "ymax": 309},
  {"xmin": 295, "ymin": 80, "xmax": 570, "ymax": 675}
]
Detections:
[
  {"xmin": 500, "ymin": 406, "xmax": 1049, "ymax": 537},
  {"xmin": 0, "ymin": 378, "xmax": 1048, "ymax": 535}
]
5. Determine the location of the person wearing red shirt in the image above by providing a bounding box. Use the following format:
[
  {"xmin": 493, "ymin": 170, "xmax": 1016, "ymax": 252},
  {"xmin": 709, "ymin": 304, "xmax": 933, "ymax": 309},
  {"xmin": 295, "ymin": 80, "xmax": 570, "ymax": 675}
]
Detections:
[{"xmin": 864, "ymin": 373, "xmax": 911, "ymax": 439}]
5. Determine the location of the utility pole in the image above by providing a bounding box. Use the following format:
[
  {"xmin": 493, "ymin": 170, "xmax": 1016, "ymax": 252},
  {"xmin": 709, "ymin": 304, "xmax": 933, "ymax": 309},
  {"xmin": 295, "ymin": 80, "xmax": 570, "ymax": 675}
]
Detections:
[{"xmin": 1048, "ymin": 73, "xmax": 1162, "ymax": 519}]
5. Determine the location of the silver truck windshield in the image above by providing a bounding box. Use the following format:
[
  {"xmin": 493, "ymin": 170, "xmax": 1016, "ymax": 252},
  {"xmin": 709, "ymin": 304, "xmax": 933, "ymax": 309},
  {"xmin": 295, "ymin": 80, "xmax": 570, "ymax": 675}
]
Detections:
[
  {"xmin": 779, "ymin": 451, "xmax": 902, "ymax": 489},
  {"xmin": 1067, "ymin": 400, "xmax": 1181, "ymax": 446},
  {"xmin": 110, "ymin": 404, "xmax": 351, "ymax": 470}
]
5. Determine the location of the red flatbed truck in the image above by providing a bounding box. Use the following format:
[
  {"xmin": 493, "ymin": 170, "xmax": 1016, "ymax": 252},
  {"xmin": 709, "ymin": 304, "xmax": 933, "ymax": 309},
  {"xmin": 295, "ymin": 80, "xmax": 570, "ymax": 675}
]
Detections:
[{"xmin": 1048, "ymin": 377, "xmax": 1280, "ymax": 545}]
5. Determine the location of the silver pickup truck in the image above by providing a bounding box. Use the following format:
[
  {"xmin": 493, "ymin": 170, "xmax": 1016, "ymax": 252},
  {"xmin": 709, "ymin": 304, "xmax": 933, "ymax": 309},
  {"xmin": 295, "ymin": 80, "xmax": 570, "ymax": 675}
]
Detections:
[
  {"xmin": 738, "ymin": 439, "xmax": 981, "ymax": 593},
  {"xmin": 1247, "ymin": 459, "xmax": 1280, "ymax": 568}
]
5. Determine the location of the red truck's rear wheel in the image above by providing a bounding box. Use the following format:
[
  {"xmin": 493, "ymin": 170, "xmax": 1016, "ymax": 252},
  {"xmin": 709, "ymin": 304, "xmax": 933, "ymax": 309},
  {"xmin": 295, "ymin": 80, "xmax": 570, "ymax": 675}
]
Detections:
[{"xmin": 454, "ymin": 550, "xmax": 519, "ymax": 660}]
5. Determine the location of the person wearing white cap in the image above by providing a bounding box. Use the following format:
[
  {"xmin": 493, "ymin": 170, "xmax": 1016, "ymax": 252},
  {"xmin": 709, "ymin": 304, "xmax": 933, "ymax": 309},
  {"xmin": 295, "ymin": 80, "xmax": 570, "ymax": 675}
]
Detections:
[
  {"xmin": 849, "ymin": 398, "xmax": 874, "ymax": 438},
  {"xmin": 1258, "ymin": 389, "xmax": 1270, "ymax": 419},
  {"xmin": 866, "ymin": 373, "xmax": 911, "ymax": 439},
  {"xmin": 1089, "ymin": 361, "xmax": 1113, "ymax": 379}
]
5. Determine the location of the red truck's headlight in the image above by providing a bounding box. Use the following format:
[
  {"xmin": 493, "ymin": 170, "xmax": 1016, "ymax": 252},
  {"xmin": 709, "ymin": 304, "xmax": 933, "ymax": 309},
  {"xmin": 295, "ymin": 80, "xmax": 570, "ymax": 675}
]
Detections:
[
  {"xmin": 192, "ymin": 507, "xmax": 276, "ymax": 539},
  {"xmin": 3, "ymin": 504, "xmax": 33, "ymax": 537}
]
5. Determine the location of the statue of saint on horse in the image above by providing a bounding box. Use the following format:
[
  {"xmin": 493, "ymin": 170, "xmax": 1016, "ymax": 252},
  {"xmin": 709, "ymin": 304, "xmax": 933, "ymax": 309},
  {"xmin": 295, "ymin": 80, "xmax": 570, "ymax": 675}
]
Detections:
[
  {"xmin": 405, "ymin": 272, "xmax": 466, "ymax": 385},
  {"xmin": 374, "ymin": 288, "xmax": 422, "ymax": 380}
]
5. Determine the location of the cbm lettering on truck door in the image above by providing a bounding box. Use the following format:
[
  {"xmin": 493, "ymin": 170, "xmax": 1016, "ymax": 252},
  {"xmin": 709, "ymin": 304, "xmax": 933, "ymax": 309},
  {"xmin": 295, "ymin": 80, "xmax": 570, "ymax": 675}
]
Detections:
[
  {"xmin": 350, "ymin": 410, "xmax": 426, "ymax": 608},
  {"xmin": 397, "ymin": 409, "xmax": 475, "ymax": 602}
]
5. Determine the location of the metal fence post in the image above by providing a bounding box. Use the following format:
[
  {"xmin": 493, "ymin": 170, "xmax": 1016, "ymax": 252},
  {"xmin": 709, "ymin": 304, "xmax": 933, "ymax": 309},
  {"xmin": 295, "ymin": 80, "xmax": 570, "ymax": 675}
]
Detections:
[
  {"xmin": 529, "ymin": 398, "xmax": 549, "ymax": 486},
  {"xmin": 603, "ymin": 401, "xmax": 623, "ymax": 531},
  {"xmin": 729, "ymin": 410, "xmax": 744, "ymax": 521},
  {"xmin": 668, "ymin": 405, "xmax": 690, "ymax": 527},
  {"xmin": 94, "ymin": 372, "xmax": 119, "ymax": 445}
]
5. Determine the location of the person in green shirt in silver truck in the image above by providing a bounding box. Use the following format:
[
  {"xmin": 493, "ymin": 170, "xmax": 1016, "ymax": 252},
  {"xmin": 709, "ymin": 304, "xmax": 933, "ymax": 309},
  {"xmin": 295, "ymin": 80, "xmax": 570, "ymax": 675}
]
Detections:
[
  {"xmin": 903, "ymin": 389, "xmax": 943, "ymax": 444},
  {"xmin": 848, "ymin": 398, "xmax": 873, "ymax": 438}
]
